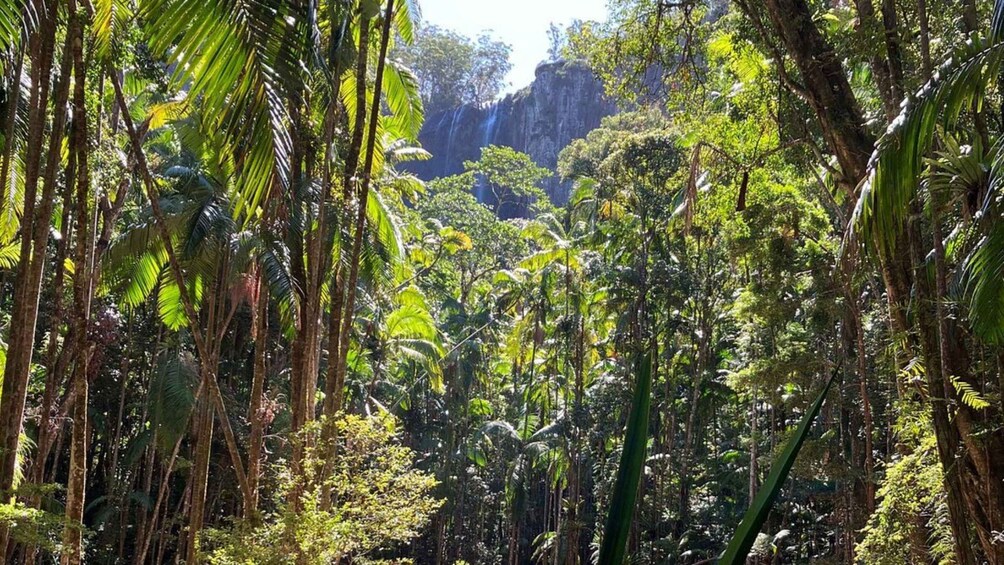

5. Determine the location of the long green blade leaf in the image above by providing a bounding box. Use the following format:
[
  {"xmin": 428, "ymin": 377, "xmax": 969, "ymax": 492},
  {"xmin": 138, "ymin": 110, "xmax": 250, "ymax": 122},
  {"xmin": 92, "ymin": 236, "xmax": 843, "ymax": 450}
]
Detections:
[
  {"xmin": 718, "ymin": 369, "xmax": 837, "ymax": 564},
  {"xmin": 597, "ymin": 352, "xmax": 653, "ymax": 565}
]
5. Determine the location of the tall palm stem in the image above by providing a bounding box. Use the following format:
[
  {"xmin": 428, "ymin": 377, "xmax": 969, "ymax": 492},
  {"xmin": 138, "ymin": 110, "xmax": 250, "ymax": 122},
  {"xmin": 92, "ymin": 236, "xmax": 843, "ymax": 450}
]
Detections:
[
  {"xmin": 332, "ymin": 0, "xmax": 397, "ymax": 412},
  {"xmin": 0, "ymin": 7, "xmax": 59, "ymax": 551},
  {"xmin": 61, "ymin": 4, "xmax": 93, "ymax": 562}
]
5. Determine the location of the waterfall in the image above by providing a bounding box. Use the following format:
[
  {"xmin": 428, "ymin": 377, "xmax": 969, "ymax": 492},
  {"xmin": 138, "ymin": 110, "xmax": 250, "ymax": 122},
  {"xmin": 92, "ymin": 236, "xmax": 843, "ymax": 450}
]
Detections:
[
  {"xmin": 406, "ymin": 61, "xmax": 616, "ymax": 208},
  {"xmin": 481, "ymin": 103, "xmax": 502, "ymax": 148},
  {"xmin": 442, "ymin": 105, "xmax": 466, "ymax": 176}
]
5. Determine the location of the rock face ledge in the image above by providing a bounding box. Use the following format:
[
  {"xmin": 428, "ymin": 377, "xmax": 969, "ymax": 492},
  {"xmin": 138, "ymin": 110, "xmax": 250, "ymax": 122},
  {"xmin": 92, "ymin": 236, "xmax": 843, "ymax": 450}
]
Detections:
[{"xmin": 406, "ymin": 60, "xmax": 617, "ymax": 205}]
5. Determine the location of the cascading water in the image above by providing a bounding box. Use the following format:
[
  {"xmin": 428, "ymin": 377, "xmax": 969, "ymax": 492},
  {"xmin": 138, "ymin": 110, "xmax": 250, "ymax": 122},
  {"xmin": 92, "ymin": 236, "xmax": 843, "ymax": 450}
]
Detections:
[
  {"xmin": 405, "ymin": 61, "xmax": 617, "ymax": 209},
  {"xmin": 442, "ymin": 105, "xmax": 466, "ymax": 176},
  {"xmin": 474, "ymin": 104, "xmax": 504, "ymax": 204},
  {"xmin": 481, "ymin": 104, "xmax": 502, "ymax": 147}
]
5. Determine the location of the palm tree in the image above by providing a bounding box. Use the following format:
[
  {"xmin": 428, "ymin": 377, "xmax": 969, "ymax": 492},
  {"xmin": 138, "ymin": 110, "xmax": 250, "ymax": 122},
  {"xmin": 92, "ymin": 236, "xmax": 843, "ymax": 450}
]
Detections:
[
  {"xmin": 849, "ymin": 1, "xmax": 1004, "ymax": 559},
  {"xmin": 0, "ymin": 8, "xmax": 70, "ymax": 556},
  {"xmin": 106, "ymin": 117, "xmax": 297, "ymax": 559}
]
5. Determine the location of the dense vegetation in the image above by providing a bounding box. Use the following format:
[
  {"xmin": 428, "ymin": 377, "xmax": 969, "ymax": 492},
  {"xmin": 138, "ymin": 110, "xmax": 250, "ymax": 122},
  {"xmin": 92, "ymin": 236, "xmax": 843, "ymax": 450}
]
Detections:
[{"xmin": 0, "ymin": 0, "xmax": 1003, "ymax": 563}]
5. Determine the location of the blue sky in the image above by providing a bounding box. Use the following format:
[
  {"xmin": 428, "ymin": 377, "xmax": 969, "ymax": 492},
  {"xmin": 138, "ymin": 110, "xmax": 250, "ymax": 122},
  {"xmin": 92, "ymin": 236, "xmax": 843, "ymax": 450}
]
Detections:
[{"xmin": 416, "ymin": 0, "xmax": 609, "ymax": 93}]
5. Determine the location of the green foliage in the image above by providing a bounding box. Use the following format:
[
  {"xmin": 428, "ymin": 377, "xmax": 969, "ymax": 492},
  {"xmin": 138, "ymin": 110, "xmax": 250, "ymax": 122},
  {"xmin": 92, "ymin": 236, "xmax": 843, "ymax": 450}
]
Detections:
[
  {"xmin": 597, "ymin": 353, "xmax": 653, "ymax": 565},
  {"xmin": 6, "ymin": 1, "xmax": 1004, "ymax": 563},
  {"xmin": 147, "ymin": 349, "xmax": 199, "ymax": 453},
  {"xmin": 396, "ymin": 24, "xmax": 512, "ymax": 111},
  {"xmin": 950, "ymin": 375, "xmax": 991, "ymax": 410},
  {"xmin": 851, "ymin": 13, "xmax": 1004, "ymax": 253},
  {"xmin": 857, "ymin": 407, "xmax": 956, "ymax": 565},
  {"xmin": 0, "ymin": 499, "xmax": 69, "ymax": 555},
  {"xmin": 139, "ymin": 0, "xmax": 302, "ymax": 220},
  {"xmin": 203, "ymin": 413, "xmax": 442, "ymax": 564},
  {"xmin": 719, "ymin": 370, "xmax": 836, "ymax": 565},
  {"xmin": 462, "ymin": 145, "xmax": 554, "ymax": 215}
]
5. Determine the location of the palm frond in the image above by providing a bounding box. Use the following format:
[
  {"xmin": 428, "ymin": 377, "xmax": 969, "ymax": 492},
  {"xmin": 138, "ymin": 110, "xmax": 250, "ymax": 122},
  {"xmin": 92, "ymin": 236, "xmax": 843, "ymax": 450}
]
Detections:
[
  {"xmin": 949, "ymin": 375, "xmax": 990, "ymax": 410},
  {"xmin": 148, "ymin": 349, "xmax": 199, "ymax": 453},
  {"xmin": 121, "ymin": 248, "xmax": 167, "ymax": 308},
  {"xmin": 156, "ymin": 269, "xmax": 203, "ymax": 330},
  {"xmin": 964, "ymin": 220, "xmax": 1004, "ymax": 342},
  {"xmin": 382, "ymin": 59, "xmax": 424, "ymax": 143},
  {"xmin": 259, "ymin": 238, "xmax": 299, "ymax": 336},
  {"xmin": 851, "ymin": 22, "xmax": 1004, "ymax": 251},
  {"xmin": 140, "ymin": 0, "xmax": 304, "ymax": 220},
  {"xmin": 0, "ymin": 64, "xmax": 29, "ymax": 244},
  {"xmin": 0, "ymin": 240, "xmax": 18, "ymax": 269},
  {"xmin": 367, "ymin": 187, "xmax": 404, "ymax": 273},
  {"xmin": 0, "ymin": 0, "xmax": 31, "ymax": 54},
  {"xmin": 394, "ymin": 0, "xmax": 418, "ymax": 45},
  {"xmin": 91, "ymin": 0, "xmax": 133, "ymax": 61}
]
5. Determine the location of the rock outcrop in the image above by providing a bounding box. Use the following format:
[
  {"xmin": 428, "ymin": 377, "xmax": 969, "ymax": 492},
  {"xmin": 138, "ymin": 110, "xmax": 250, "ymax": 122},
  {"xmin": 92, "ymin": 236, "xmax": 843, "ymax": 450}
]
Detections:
[{"xmin": 407, "ymin": 60, "xmax": 617, "ymax": 205}]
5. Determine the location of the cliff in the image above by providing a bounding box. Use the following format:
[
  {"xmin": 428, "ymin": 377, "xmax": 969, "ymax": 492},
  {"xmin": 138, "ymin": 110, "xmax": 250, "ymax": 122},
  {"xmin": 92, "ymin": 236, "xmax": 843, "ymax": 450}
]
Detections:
[{"xmin": 407, "ymin": 60, "xmax": 617, "ymax": 205}]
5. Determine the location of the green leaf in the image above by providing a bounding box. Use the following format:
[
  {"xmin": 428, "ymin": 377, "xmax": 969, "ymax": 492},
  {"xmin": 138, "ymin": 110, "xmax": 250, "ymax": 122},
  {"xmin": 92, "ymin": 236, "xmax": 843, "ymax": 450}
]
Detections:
[
  {"xmin": 597, "ymin": 352, "xmax": 652, "ymax": 565},
  {"xmin": 0, "ymin": 241, "xmax": 20, "ymax": 269},
  {"xmin": 851, "ymin": 24, "xmax": 1004, "ymax": 252},
  {"xmin": 0, "ymin": 0, "xmax": 27, "ymax": 54},
  {"xmin": 140, "ymin": 0, "xmax": 302, "ymax": 222},
  {"xmin": 469, "ymin": 398, "xmax": 493, "ymax": 418},
  {"xmin": 718, "ymin": 369, "xmax": 836, "ymax": 565},
  {"xmin": 949, "ymin": 375, "xmax": 990, "ymax": 410},
  {"xmin": 382, "ymin": 59, "xmax": 424, "ymax": 142}
]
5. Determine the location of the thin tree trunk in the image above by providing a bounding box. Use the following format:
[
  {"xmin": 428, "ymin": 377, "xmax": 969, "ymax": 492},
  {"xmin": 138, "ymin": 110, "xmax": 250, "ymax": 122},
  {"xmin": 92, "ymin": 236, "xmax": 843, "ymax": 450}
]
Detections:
[
  {"xmin": 332, "ymin": 0, "xmax": 397, "ymax": 414},
  {"xmin": 134, "ymin": 383, "xmax": 203, "ymax": 565},
  {"xmin": 185, "ymin": 397, "xmax": 214, "ymax": 564},
  {"xmin": 853, "ymin": 0, "xmax": 896, "ymax": 118},
  {"xmin": 326, "ymin": 15, "xmax": 370, "ymax": 420},
  {"xmin": 879, "ymin": 0, "xmax": 904, "ymax": 101},
  {"xmin": 247, "ymin": 277, "xmax": 269, "ymax": 513},
  {"xmin": 61, "ymin": 5, "xmax": 94, "ymax": 561},
  {"xmin": 23, "ymin": 161, "xmax": 73, "ymax": 565},
  {"xmin": 0, "ymin": 8, "xmax": 62, "ymax": 553},
  {"xmin": 749, "ymin": 387, "xmax": 758, "ymax": 503},
  {"xmin": 916, "ymin": 0, "xmax": 932, "ymax": 77},
  {"xmin": 848, "ymin": 295, "xmax": 876, "ymax": 513}
]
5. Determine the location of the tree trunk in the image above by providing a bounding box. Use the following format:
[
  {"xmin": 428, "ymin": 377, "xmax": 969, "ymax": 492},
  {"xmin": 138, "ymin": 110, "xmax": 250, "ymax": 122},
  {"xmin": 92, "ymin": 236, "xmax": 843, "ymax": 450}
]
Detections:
[
  {"xmin": 879, "ymin": 0, "xmax": 904, "ymax": 101},
  {"xmin": 247, "ymin": 278, "xmax": 269, "ymax": 514},
  {"xmin": 110, "ymin": 66, "xmax": 253, "ymax": 515},
  {"xmin": 849, "ymin": 300, "xmax": 875, "ymax": 513},
  {"xmin": 333, "ymin": 0, "xmax": 397, "ymax": 417},
  {"xmin": 185, "ymin": 398, "xmax": 214, "ymax": 564},
  {"xmin": 909, "ymin": 210, "xmax": 980, "ymax": 565},
  {"xmin": 743, "ymin": 1, "xmax": 1004, "ymax": 560},
  {"xmin": 61, "ymin": 6, "xmax": 93, "ymax": 561},
  {"xmin": 758, "ymin": 0, "xmax": 874, "ymax": 192},
  {"xmin": 0, "ymin": 7, "xmax": 62, "ymax": 553}
]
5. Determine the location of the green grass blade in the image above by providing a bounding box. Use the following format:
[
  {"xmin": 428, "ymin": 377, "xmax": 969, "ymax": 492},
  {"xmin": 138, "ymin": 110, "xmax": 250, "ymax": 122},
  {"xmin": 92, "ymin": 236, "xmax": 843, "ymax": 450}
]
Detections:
[
  {"xmin": 597, "ymin": 352, "xmax": 653, "ymax": 565},
  {"xmin": 718, "ymin": 369, "xmax": 837, "ymax": 565}
]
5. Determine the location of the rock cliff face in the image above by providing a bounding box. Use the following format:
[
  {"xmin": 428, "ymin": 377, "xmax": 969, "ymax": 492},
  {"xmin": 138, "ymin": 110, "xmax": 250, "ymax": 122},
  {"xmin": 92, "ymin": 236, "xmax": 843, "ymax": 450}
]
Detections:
[{"xmin": 407, "ymin": 60, "xmax": 616, "ymax": 205}]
